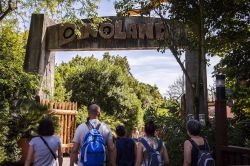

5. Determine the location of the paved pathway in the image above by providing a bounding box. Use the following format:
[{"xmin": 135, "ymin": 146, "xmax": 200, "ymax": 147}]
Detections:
[{"xmin": 63, "ymin": 157, "xmax": 77, "ymax": 166}]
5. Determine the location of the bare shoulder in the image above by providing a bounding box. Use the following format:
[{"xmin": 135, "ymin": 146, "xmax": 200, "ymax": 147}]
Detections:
[
  {"xmin": 137, "ymin": 141, "xmax": 144, "ymax": 148},
  {"xmin": 184, "ymin": 140, "xmax": 192, "ymax": 148}
]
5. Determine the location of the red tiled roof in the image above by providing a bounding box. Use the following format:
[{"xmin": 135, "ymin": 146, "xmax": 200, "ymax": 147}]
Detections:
[{"xmin": 208, "ymin": 105, "xmax": 234, "ymax": 118}]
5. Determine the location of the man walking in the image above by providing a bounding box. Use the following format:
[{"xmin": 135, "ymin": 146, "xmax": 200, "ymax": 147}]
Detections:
[{"xmin": 70, "ymin": 104, "xmax": 116, "ymax": 166}]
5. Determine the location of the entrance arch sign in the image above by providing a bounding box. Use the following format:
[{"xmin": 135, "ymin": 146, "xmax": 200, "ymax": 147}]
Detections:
[
  {"xmin": 24, "ymin": 14, "xmax": 205, "ymax": 116},
  {"xmin": 47, "ymin": 16, "xmax": 186, "ymax": 51}
]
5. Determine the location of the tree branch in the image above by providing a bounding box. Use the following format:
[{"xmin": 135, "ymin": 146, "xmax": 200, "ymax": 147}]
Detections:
[
  {"xmin": 155, "ymin": 9, "xmax": 195, "ymax": 91},
  {"xmin": 0, "ymin": 0, "xmax": 14, "ymax": 22},
  {"xmin": 0, "ymin": 1, "xmax": 3, "ymax": 13}
]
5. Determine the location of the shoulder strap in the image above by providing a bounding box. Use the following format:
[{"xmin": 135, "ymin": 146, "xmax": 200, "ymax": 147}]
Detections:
[
  {"xmin": 86, "ymin": 121, "xmax": 94, "ymax": 130},
  {"xmin": 156, "ymin": 139, "xmax": 163, "ymax": 152},
  {"xmin": 86, "ymin": 121, "xmax": 101, "ymax": 130},
  {"xmin": 40, "ymin": 136, "xmax": 57, "ymax": 160},
  {"xmin": 95, "ymin": 123, "xmax": 102, "ymax": 130},
  {"xmin": 140, "ymin": 138, "xmax": 153, "ymax": 152},
  {"xmin": 203, "ymin": 138, "xmax": 210, "ymax": 151},
  {"xmin": 189, "ymin": 139, "xmax": 200, "ymax": 151}
]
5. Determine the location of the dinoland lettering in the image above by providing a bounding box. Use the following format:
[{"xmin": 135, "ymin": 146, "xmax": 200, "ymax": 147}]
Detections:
[
  {"xmin": 61, "ymin": 20, "xmax": 167, "ymax": 42},
  {"xmin": 46, "ymin": 17, "xmax": 185, "ymax": 50}
]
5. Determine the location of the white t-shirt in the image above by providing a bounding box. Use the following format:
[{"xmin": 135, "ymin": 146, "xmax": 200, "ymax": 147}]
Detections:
[
  {"xmin": 30, "ymin": 136, "xmax": 61, "ymax": 166},
  {"xmin": 73, "ymin": 119, "xmax": 112, "ymax": 166}
]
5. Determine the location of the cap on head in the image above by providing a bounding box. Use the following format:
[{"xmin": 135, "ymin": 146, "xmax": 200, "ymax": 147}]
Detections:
[{"xmin": 88, "ymin": 104, "xmax": 101, "ymax": 117}]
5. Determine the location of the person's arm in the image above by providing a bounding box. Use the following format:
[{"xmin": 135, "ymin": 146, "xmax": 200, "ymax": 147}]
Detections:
[
  {"xmin": 24, "ymin": 144, "xmax": 34, "ymax": 166},
  {"xmin": 134, "ymin": 141, "xmax": 137, "ymax": 164},
  {"xmin": 183, "ymin": 140, "xmax": 192, "ymax": 166},
  {"xmin": 107, "ymin": 138, "xmax": 116, "ymax": 166},
  {"xmin": 135, "ymin": 142, "xmax": 143, "ymax": 166},
  {"xmin": 70, "ymin": 124, "xmax": 83, "ymax": 166},
  {"xmin": 162, "ymin": 144, "xmax": 169, "ymax": 166},
  {"xmin": 70, "ymin": 143, "xmax": 80, "ymax": 166},
  {"xmin": 58, "ymin": 144, "xmax": 63, "ymax": 166}
]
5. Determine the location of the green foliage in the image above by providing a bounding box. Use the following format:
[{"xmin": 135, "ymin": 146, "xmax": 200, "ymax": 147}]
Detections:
[
  {"xmin": 1, "ymin": 100, "xmax": 48, "ymax": 164},
  {"xmin": 0, "ymin": 20, "xmax": 38, "ymax": 103},
  {"xmin": 76, "ymin": 106, "xmax": 89, "ymax": 126},
  {"xmin": 144, "ymin": 100, "xmax": 186, "ymax": 165},
  {"xmin": 0, "ymin": 0, "xmax": 104, "ymax": 26},
  {"xmin": 55, "ymin": 54, "xmax": 139, "ymax": 132},
  {"xmin": 215, "ymin": 40, "xmax": 250, "ymax": 147},
  {"xmin": 0, "ymin": 20, "xmax": 47, "ymax": 164},
  {"xmin": 8, "ymin": 100, "xmax": 48, "ymax": 138},
  {"xmin": 228, "ymin": 118, "xmax": 250, "ymax": 147},
  {"xmin": 144, "ymin": 100, "xmax": 216, "ymax": 166},
  {"xmin": 76, "ymin": 105, "xmax": 123, "ymax": 136},
  {"xmin": 55, "ymin": 53, "xmax": 165, "ymax": 133}
]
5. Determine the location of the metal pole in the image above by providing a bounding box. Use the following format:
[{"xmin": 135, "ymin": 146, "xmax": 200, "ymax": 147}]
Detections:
[{"xmin": 215, "ymin": 74, "xmax": 227, "ymax": 165}]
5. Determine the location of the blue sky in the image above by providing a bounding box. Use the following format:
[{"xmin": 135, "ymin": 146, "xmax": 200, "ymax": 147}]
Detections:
[{"xmin": 55, "ymin": 0, "xmax": 220, "ymax": 95}]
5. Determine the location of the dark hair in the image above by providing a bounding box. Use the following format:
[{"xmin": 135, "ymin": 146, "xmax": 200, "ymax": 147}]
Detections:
[
  {"xmin": 38, "ymin": 118, "xmax": 55, "ymax": 136},
  {"xmin": 145, "ymin": 121, "xmax": 157, "ymax": 137},
  {"xmin": 116, "ymin": 125, "xmax": 126, "ymax": 137},
  {"xmin": 187, "ymin": 119, "xmax": 201, "ymax": 136}
]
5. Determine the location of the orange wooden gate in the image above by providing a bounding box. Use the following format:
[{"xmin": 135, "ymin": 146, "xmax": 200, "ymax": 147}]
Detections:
[{"xmin": 40, "ymin": 99, "xmax": 77, "ymax": 153}]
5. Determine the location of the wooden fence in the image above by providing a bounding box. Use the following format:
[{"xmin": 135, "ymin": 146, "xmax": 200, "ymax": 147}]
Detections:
[
  {"xmin": 40, "ymin": 99, "xmax": 77, "ymax": 154},
  {"xmin": 221, "ymin": 145, "xmax": 250, "ymax": 165}
]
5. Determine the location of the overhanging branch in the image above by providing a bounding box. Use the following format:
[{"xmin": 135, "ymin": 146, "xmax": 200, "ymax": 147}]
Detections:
[
  {"xmin": 155, "ymin": 9, "xmax": 195, "ymax": 91},
  {"xmin": 0, "ymin": 0, "xmax": 15, "ymax": 22}
]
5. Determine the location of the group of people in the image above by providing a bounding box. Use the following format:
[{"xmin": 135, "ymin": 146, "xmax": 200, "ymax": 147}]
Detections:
[{"xmin": 25, "ymin": 104, "xmax": 214, "ymax": 166}]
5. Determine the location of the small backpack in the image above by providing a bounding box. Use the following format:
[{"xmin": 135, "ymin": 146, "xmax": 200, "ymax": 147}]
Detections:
[
  {"xmin": 81, "ymin": 122, "xmax": 106, "ymax": 166},
  {"xmin": 189, "ymin": 139, "xmax": 215, "ymax": 166},
  {"xmin": 140, "ymin": 138, "xmax": 163, "ymax": 166}
]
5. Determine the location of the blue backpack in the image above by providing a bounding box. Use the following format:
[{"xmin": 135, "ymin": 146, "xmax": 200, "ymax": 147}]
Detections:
[
  {"xmin": 140, "ymin": 138, "xmax": 163, "ymax": 166},
  {"xmin": 81, "ymin": 122, "xmax": 106, "ymax": 166}
]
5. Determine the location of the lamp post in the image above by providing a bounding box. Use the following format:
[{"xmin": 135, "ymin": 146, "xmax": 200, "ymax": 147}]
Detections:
[{"xmin": 215, "ymin": 74, "xmax": 227, "ymax": 165}]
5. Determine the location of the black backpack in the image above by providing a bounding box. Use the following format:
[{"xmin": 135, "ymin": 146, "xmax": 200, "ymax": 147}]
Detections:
[{"xmin": 189, "ymin": 139, "xmax": 215, "ymax": 166}]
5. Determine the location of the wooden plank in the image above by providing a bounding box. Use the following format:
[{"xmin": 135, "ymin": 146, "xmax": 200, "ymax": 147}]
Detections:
[
  {"xmin": 67, "ymin": 115, "xmax": 71, "ymax": 144},
  {"xmin": 61, "ymin": 143, "xmax": 74, "ymax": 148},
  {"xmin": 67, "ymin": 115, "xmax": 72, "ymax": 153},
  {"xmin": 72, "ymin": 114, "xmax": 76, "ymax": 140},
  {"xmin": 49, "ymin": 109, "xmax": 77, "ymax": 115},
  {"xmin": 63, "ymin": 115, "xmax": 67, "ymax": 145},
  {"xmin": 66, "ymin": 102, "xmax": 70, "ymax": 110},
  {"xmin": 61, "ymin": 115, "xmax": 65, "ymax": 144},
  {"xmin": 62, "ymin": 115, "xmax": 66, "ymax": 143},
  {"xmin": 58, "ymin": 115, "xmax": 61, "ymax": 141},
  {"xmin": 70, "ymin": 115, "xmax": 74, "ymax": 141},
  {"xmin": 222, "ymin": 145, "xmax": 250, "ymax": 153}
]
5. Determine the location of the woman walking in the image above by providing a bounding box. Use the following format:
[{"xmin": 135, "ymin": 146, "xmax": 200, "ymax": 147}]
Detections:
[
  {"xmin": 183, "ymin": 119, "xmax": 214, "ymax": 166},
  {"xmin": 25, "ymin": 118, "xmax": 63, "ymax": 166},
  {"xmin": 135, "ymin": 121, "xmax": 169, "ymax": 166}
]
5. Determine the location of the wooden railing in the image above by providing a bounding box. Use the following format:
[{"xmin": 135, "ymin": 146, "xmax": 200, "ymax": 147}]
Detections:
[
  {"xmin": 40, "ymin": 99, "xmax": 77, "ymax": 154},
  {"xmin": 221, "ymin": 145, "xmax": 250, "ymax": 165}
]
